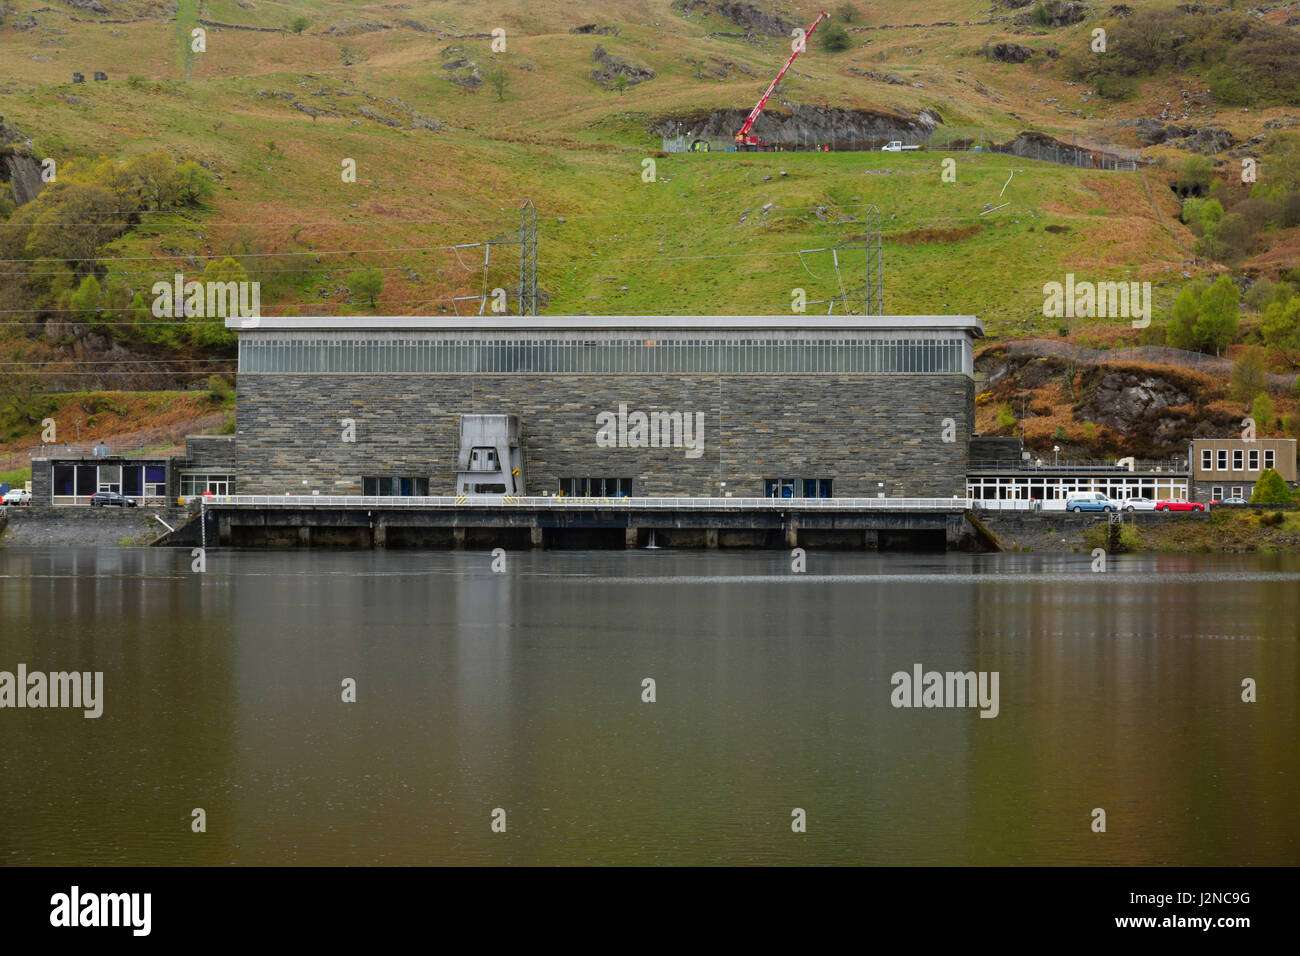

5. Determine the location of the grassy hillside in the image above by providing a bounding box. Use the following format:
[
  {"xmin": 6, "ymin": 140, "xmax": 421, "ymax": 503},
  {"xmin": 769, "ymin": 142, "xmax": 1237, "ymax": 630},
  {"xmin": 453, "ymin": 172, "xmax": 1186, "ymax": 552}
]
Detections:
[
  {"xmin": 0, "ymin": 0, "xmax": 1246, "ymax": 326},
  {"xmin": 0, "ymin": 0, "xmax": 1297, "ymax": 456}
]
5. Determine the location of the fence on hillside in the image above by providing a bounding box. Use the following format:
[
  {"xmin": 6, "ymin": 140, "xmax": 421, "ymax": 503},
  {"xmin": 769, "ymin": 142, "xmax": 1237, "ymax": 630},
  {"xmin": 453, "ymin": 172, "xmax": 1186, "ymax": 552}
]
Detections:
[{"xmin": 662, "ymin": 130, "xmax": 1140, "ymax": 170}]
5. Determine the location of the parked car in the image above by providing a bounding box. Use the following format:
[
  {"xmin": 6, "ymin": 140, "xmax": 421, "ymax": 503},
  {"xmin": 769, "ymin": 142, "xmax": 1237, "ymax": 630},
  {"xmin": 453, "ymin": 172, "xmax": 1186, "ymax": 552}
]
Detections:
[
  {"xmin": 1210, "ymin": 496, "xmax": 1249, "ymax": 506},
  {"xmin": 2, "ymin": 488, "xmax": 32, "ymax": 506},
  {"xmin": 1155, "ymin": 498, "xmax": 1204, "ymax": 512},
  {"xmin": 1121, "ymin": 496, "xmax": 1157, "ymax": 512},
  {"xmin": 881, "ymin": 140, "xmax": 920, "ymax": 152},
  {"xmin": 1065, "ymin": 491, "xmax": 1119, "ymax": 512},
  {"xmin": 89, "ymin": 491, "xmax": 137, "ymax": 508}
]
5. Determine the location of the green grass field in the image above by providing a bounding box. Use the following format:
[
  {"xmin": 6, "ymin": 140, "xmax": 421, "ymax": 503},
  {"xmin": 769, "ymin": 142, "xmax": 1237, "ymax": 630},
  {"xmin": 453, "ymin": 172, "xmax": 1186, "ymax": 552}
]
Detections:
[{"xmin": 0, "ymin": 0, "xmax": 1287, "ymax": 335}]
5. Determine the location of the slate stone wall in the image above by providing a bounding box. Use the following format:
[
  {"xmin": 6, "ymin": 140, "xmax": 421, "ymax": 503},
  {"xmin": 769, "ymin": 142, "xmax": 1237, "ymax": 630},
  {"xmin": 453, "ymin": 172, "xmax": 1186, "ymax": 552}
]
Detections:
[{"xmin": 235, "ymin": 373, "xmax": 974, "ymax": 497}]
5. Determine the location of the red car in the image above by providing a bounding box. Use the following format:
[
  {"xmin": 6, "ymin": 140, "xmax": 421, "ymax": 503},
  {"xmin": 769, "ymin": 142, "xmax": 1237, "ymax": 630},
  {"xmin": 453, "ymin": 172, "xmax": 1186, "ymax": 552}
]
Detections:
[{"xmin": 1155, "ymin": 498, "xmax": 1205, "ymax": 512}]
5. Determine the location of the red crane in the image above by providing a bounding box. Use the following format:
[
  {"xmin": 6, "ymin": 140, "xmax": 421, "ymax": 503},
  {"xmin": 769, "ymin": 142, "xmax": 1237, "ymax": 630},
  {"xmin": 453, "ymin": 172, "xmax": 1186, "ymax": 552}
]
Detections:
[{"xmin": 734, "ymin": 10, "xmax": 829, "ymax": 149}]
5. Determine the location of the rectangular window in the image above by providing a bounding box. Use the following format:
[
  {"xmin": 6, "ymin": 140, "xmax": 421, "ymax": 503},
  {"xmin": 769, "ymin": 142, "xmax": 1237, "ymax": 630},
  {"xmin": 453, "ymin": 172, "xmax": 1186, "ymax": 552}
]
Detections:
[
  {"xmin": 1264, "ymin": 449, "xmax": 1275, "ymax": 470},
  {"xmin": 1233, "ymin": 449, "xmax": 1244, "ymax": 470},
  {"xmin": 53, "ymin": 464, "xmax": 75, "ymax": 496},
  {"xmin": 75, "ymin": 465, "xmax": 97, "ymax": 496},
  {"xmin": 1217, "ymin": 450, "xmax": 1228, "ymax": 471},
  {"xmin": 1248, "ymin": 449, "xmax": 1260, "ymax": 471},
  {"xmin": 1212, "ymin": 486, "xmax": 1223, "ymax": 499},
  {"xmin": 122, "ymin": 465, "xmax": 143, "ymax": 497},
  {"xmin": 362, "ymin": 476, "xmax": 426, "ymax": 496},
  {"xmin": 803, "ymin": 479, "xmax": 833, "ymax": 498},
  {"xmin": 1232, "ymin": 486, "xmax": 1243, "ymax": 498},
  {"xmin": 1200, "ymin": 449, "xmax": 1213, "ymax": 471}
]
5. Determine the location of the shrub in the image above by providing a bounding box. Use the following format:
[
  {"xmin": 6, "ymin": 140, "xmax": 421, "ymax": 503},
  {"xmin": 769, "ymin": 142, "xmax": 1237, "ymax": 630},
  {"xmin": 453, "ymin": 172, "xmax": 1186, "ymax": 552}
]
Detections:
[
  {"xmin": 819, "ymin": 23, "xmax": 852, "ymax": 52},
  {"xmin": 1283, "ymin": 192, "xmax": 1300, "ymax": 228},
  {"xmin": 1232, "ymin": 197, "xmax": 1282, "ymax": 231},
  {"xmin": 1092, "ymin": 73, "xmax": 1136, "ymax": 101},
  {"xmin": 1250, "ymin": 467, "xmax": 1293, "ymax": 503},
  {"xmin": 70, "ymin": 275, "xmax": 101, "ymax": 319},
  {"xmin": 206, "ymin": 375, "xmax": 233, "ymax": 402},
  {"xmin": 996, "ymin": 403, "xmax": 1016, "ymax": 429},
  {"xmin": 1250, "ymin": 392, "xmax": 1275, "ymax": 433},
  {"xmin": 1230, "ymin": 347, "xmax": 1268, "ymax": 404},
  {"xmin": 347, "ymin": 268, "xmax": 383, "ymax": 308}
]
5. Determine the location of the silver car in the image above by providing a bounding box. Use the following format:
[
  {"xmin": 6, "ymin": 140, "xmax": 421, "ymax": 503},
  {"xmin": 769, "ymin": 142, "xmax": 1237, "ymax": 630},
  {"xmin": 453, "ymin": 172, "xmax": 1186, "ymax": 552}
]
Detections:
[{"xmin": 1121, "ymin": 497, "xmax": 1156, "ymax": 512}]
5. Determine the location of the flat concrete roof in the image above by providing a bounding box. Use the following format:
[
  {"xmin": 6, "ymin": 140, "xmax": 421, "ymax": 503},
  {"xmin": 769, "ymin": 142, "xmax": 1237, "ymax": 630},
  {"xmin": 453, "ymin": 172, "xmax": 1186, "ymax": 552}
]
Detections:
[{"xmin": 226, "ymin": 315, "xmax": 984, "ymax": 337}]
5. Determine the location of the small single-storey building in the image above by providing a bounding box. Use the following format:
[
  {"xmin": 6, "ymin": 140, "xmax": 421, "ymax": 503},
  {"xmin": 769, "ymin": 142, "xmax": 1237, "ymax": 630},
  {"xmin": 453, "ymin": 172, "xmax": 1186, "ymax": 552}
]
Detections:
[{"xmin": 27, "ymin": 434, "xmax": 235, "ymax": 506}]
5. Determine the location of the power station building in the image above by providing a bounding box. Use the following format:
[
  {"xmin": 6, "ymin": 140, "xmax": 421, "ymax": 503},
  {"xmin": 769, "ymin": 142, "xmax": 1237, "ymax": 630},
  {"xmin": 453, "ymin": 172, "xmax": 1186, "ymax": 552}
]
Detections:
[{"xmin": 226, "ymin": 315, "xmax": 983, "ymax": 499}]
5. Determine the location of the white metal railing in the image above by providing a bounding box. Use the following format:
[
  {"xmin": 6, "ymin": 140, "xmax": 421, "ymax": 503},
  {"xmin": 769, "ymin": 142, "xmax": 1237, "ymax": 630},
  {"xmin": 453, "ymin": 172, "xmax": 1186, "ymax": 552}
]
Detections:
[{"xmin": 204, "ymin": 495, "xmax": 976, "ymax": 511}]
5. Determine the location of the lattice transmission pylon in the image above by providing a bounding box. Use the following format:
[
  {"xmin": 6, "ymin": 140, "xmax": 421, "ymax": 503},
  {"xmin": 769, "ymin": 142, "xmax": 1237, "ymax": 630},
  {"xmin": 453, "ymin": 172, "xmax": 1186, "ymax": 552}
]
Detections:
[
  {"xmin": 831, "ymin": 204, "xmax": 883, "ymax": 316},
  {"xmin": 517, "ymin": 198, "xmax": 538, "ymax": 316}
]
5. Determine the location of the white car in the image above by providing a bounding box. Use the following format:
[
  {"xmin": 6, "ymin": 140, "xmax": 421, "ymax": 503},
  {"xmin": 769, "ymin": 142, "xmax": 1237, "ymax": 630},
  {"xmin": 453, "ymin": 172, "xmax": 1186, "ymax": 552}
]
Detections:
[
  {"xmin": 1121, "ymin": 497, "xmax": 1157, "ymax": 512},
  {"xmin": 881, "ymin": 140, "xmax": 920, "ymax": 152},
  {"xmin": 2, "ymin": 488, "xmax": 32, "ymax": 505}
]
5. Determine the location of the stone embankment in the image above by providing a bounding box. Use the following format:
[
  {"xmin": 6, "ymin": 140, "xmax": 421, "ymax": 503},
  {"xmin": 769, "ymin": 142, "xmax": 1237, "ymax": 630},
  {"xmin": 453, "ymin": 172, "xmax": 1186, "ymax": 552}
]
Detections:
[{"xmin": 0, "ymin": 506, "xmax": 193, "ymax": 547}]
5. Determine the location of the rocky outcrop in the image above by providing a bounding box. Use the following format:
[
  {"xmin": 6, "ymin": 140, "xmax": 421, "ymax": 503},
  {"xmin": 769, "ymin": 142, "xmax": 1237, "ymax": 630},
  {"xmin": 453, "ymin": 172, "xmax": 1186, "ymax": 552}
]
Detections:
[
  {"xmin": 991, "ymin": 43, "xmax": 1035, "ymax": 63},
  {"xmin": 591, "ymin": 45, "xmax": 655, "ymax": 89},
  {"xmin": 326, "ymin": 20, "xmax": 390, "ymax": 35},
  {"xmin": 1124, "ymin": 118, "xmax": 1235, "ymax": 154},
  {"xmin": 1179, "ymin": 126, "xmax": 1234, "ymax": 155},
  {"xmin": 976, "ymin": 347, "xmax": 1247, "ymax": 457},
  {"xmin": 1132, "ymin": 118, "xmax": 1193, "ymax": 145},
  {"xmin": 1015, "ymin": 1, "xmax": 1091, "ymax": 25},
  {"xmin": 651, "ymin": 104, "xmax": 941, "ymax": 142},
  {"xmin": 571, "ymin": 23, "xmax": 619, "ymax": 36},
  {"xmin": 672, "ymin": 0, "xmax": 793, "ymax": 37},
  {"xmin": 0, "ymin": 118, "xmax": 45, "ymax": 206},
  {"xmin": 58, "ymin": 0, "xmax": 109, "ymax": 14}
]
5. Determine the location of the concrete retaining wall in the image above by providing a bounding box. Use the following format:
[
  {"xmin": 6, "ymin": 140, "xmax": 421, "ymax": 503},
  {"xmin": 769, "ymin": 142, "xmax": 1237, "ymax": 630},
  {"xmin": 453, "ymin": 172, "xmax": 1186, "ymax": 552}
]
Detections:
[{"xmin": 0, "ymin": 505, "xmax": 191, "ymax": 547}]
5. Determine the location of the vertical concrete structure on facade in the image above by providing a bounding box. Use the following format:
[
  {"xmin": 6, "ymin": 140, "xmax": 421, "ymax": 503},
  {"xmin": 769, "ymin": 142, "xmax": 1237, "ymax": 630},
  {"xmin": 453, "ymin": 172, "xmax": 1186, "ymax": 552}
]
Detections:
[{"xmin": 228, "ymin": 315, "xmax": 983, "ymax": 499}]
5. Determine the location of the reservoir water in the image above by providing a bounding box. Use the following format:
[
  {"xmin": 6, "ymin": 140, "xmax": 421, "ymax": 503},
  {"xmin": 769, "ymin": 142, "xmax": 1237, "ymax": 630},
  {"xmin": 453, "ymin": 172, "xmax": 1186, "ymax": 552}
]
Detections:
[{"xmin": 1, "ymin": 548, "xmax": 1297, "ymax": 865}]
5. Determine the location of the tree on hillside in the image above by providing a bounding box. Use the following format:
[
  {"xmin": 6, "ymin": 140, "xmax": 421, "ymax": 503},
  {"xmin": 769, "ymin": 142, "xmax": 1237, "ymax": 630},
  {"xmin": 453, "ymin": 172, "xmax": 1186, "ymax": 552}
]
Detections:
[
  {"xmin": 1166, "ymin": 282, "xmax": 1204, "ymax": 349},
  {"xmin": 130, "ymin": 292, "xmax": 150, "ymax": 326},
  {"xmin": 23, "ymin": 183, "xmax": 121, "ymax": 275},
  {"xmin": 70, "ymin": 275, "xmax": 101, "ymax": 320},
  {"xmin": 1261, "ymin": 292, "xmax": 1300, "ymax": 368},
  {"xmin": 1193, "ymin": 274, "xmax": 1240, "ymax": 355},
  {"xmin": 1230, "ymin": 347, "xmax": 1268, "ymax": 404},
  {"xmin": 1250, "ymin": 467, "xmax": 1293, "ymax": 504},
  {"xmin": 0, "ymin": 338, "xmax": 49, "ymax": 426},
  {"xmin": 174, "ymin": 160, "xmax": 215, "ymax": 206},
  {"xmin": 819, "ymin": 23, "xmax": 852, "ymax": 52},
  {"xmin": 348, "ymin": 269, "xmax": 383, "ymax": 309},
  {"xmin": 1250, "ymin": 392, "xmax": 1276, "ymax": 434},
  {"xmin": 486, "ymin": 67, "xmax": 510, "ymax": 102},
  {"xmin": 290, "ymin": 16, "xmax": 311, "ymax": 34}
]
